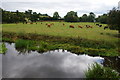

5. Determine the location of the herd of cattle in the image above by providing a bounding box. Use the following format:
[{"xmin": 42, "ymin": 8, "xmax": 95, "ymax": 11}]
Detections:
[
  {"xmin": 45, "ymin": 23, "xmax": 109, "ymax": 30},
  {"xmin": 21, "ymin": 22, "xmax": 109, "ymax": 30}
]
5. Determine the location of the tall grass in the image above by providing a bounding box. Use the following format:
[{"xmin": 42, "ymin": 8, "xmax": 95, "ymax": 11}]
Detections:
[
  {"xmin": 2, "ymin": 37, "xmax": 119, "ymax": 56},
  {"xmin": 85, "ymin": 63, "xmax": 120, "ymax": 79},
  {"xmin": 0, "ymin": 43, "xmax": 7, "ymax": 54},
  {"xmin": 15, "ymin": 39, "xmax": 35, "ymax": 51}
]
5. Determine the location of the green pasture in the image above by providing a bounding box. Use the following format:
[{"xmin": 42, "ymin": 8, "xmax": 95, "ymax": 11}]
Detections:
[
  {"xmin": 2, "ymin": 22, "xmax": 120, "ymax": 56},
  {"xmin": 2, "ymin": 22, "xmax": 119, "ymax": 43}
]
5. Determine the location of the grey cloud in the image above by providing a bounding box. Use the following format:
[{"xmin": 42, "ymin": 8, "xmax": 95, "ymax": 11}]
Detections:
[
  {"xmin": 1, "ymin": 1, "xmax": 118, "ymax": 17},
  {"xmin": 2, "ymin": 43, "xmax": 104, "ymax": 78}
]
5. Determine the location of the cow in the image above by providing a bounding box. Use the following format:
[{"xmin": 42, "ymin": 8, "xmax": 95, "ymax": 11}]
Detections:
[
  {"xmin": 69, "ymin": 25, "xmax": 74, "ymax": 28},
  {"xmin": 78, "ymin": 25, "xmax": 83, "ymax": 28},
  {"xmin": 99, "ymin": 25, "xmax": 102, "ymax": 27},
  {"xmin": 104, "ymin": 26, "xmax": 109, "ymax": 30},
  {"xmin": 86, "ymin": 25, "xmax": 93, "ymax": 28},
  {"xmin": 86, "ymin": 25, "xmax": 90, "ymax": 28},
  {"xmin": 63, "ymin": 23, "xmax": 65, "ymax": 26},
  {"xmin": 41, "ymin": 23, "xmax": 42, "ymax": 24},
  {"xmin": 51, "ymin": 23, "xmax": 54, "ymax": 25},
  {"xmin": 96, "ymin": 24, "xmax": 99, "ymax": 26},
  {"xmin": 47, "ymin": 24, "xmax": 51, "ymax": 28},
  {"xmin": 46, "ymin": 23, "xmax": 48, "ymax": 25},
  {"xmin": 89, "ymin": 26, "xmax": 93, "ymax": 28}
]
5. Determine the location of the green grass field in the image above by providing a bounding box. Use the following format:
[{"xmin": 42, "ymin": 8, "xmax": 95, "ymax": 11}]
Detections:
[
  {"xmin": 2, "ymin": 22, "xmax": 120, "ymax": 56},
  {"xmin": 2, "ymin": 22, "xmax": 119, "ymax": 43}
]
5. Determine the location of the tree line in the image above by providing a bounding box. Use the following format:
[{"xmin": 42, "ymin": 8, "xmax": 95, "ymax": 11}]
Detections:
[
  {"xmin": 1, "ymin": 8, "xmax": 107, "ymax": 23},
  {"xmin": 1, "ymin": 8, "xmax": 120, "ymax": 33}
]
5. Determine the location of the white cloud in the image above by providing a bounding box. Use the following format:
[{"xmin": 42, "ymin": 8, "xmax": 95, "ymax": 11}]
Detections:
[{"xmin": 1, "ymin": 0, "xmax": 120, "ymax": 17}]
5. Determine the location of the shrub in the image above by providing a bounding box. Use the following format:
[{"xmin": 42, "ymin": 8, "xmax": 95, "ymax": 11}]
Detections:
[
  {"xmin": 0, "ymin": 43, "xmax": 7, "ymax": 54},
  {"xmin": 15, "ymin": 39, "xmax": 35, "ymax": 50},
  {"xmin": 85, "ymin": 63, "xmax": 120, "ymax": 79}
]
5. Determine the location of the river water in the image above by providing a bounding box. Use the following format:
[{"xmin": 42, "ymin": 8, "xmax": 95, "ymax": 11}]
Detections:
[{"xmin": 0, "ymin": 43, "xmax": 120, "ymax": 78}]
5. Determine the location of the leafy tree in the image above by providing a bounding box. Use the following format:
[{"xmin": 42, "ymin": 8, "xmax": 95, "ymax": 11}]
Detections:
[
  {"xmin": 81, "ymin": 14, "xmax": 88, "ymax": 22},
  {"xmin": 97, "ymin": 14, "xmax": 108, "ymax": 24},
  {"xmin": 108, "ymin": 8, "xmax": 120, "ymax": 33},
  {"xmin": 88, "ymin": 12, "xmax": 95, "ymax": 22},
  {"xmin": 64, "ymin": 11, "xmax": 79, "ymax": 22},
  {"xmin": 31, "ymin": 12, "xmax": 38, "ymax": 22},
  {"xmin": 53, "ymin": 12, "xmax": 61, "ymax": 20}
]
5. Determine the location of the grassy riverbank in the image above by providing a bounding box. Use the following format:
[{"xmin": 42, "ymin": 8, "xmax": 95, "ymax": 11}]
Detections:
[
  {"xmin": 2, "ymin": 22, "xmax": 119, "ymax": 56},
  {"xmin": 85, "ymin": 63, "xmax": 120, "ymax": 79},
  {"xmin": 2, "ymin": 32, "xmax": 119, "ymax": 56},
  {"xmin": 0, "ymin": 43, "xmax": 7, "ymax": 54}
]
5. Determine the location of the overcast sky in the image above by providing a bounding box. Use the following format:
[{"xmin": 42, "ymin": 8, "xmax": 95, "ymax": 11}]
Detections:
[{"xmin": 1, "ymin": 0, "xmax": 120, "ymax": 17}]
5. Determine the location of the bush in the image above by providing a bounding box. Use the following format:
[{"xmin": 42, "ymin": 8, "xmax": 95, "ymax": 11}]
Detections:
[
  {"xmin": 0, "ymin": 43, "xmax": 7, "ymax": 54},
  {"xmin": 15, "ymin": 39, "xmax": 35, "ymax": 50},
  {"xmin": 85, "ymin": 63, "xmax": 120, "ymax": 79}
]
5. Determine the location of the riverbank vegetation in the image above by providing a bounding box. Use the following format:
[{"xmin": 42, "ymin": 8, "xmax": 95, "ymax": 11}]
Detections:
[
  {"xmin": 0, "ymin": 43, "xmax": 7, "ymax": 54},
  {"xmin": 85, "ymin": 63, "xmax": 120, "ymax": 79},
  {"xmin": 2, "ymin": 31, "xmax": 119, "ymax": 56}
]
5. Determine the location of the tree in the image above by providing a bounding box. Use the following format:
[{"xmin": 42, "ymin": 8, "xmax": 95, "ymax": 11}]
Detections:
[
  {"xmin": 53, "ymin": 12, "xmax": 60, "ymax": 20},
  {"xmin": 97, "ymin": 14, "xmax": 108, "ymax": 24},
  {"xmin": 108, "ymin": 7, "xmax": 120, "ymax": 33},
  {"xmin": 31, "ymin": 12, "xmax": 39, "ymax": 22},
  {"xmin": 64, "ymin": 11, "xmax": 79, "ymax": 22},
  {"xmin": 88, "ymin": 12, "xmax": 95, "ymax": 22},
  {"xmin": 81, "ymin": 14, "xmax": 88, "ymax": 22}
]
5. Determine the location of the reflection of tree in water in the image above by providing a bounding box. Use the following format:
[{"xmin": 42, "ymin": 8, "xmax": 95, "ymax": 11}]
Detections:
[
  {"xmin": 15, "ymin": 47, "xmax": 43, "ymax": 55},
  {"xmin": 103, "ymin": 57, "xmax": 120, "ymax": 74},
  {"xmin": 15, "ymin": 47, "xmax": 34, "ymax": 55}
]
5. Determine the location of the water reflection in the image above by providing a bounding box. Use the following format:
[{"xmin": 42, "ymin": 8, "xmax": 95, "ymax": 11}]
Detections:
[{"xmin": 2, "ymin": 43, "xmax": 104, "ymax": 78}]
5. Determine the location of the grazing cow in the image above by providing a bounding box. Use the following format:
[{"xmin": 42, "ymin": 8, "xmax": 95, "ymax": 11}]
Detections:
[
  {"xmin": 46, "ymin": 23, "xmax": 48, "ymax": 25},
  {"xmin": 78, "ymin": 25, "xmax": 83, "ymax": 28},
  {"xmin": 41, "ymin": 23, "xmax": 42, "ymax": 24},
  {"xmin": 86, "ymin": 25, "xmax": 92, "ymax": 28},
  {"xmin": 99, "ymin": 25, "xmax": 102, "ymax": 27},
  {"xmin": 47, "ymin": 24, "xmax": 51, "ymax": 28},
  {"xmin": 51, "ymin": 23, "xmax": 54, "ymax": 25},
  {"xmin": 63, "ymin": 23, "xmax": 65, "ymax": 26},
  {"xmin": 86, "ymin": 25, "xmax": 90, "ymax": 28},
  {"xmin": 89, "ymin": 26, "xmax": 93, "ymax": 28},
  {"xmin": 104, "ymin": 26, "xmax": 109, "ymax": 30},
  {"xmin": 69, "ymin": 25, "xmax": 74, "ymax": 28},
  {"xmin": 96, "ymin": 24, "xmax": 99, "ymax": 26},
  {"xmin": 36, "ymin": 23, "xmax": 37, "ymax": 24}
]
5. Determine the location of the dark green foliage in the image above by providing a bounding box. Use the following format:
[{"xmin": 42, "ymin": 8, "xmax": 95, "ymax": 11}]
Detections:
[
  {"xmin": 0, "ymin": 43, "xmax": 7, "ymax": 54},
  {"xmin": 64, "ymin": 11, "xmax": 79, "ymax": 22},
  {"xmin": 53, "ymin": 12, "xmax": 61, "ymax": 20},
  {"xmin": 97, "ymin": 14, "xmax": 108, "ymax": 24},
  {"xmin": 15, "ymin": 39, "xmax": 35, "ymax": 50},
  {"xmin": 108, "ymin": 8, "xmax": 120, "ymax": 33},
  {"xmin": 2, "ymin": 9, "xmax": 51, "ymax": 23},
  {"xmin": 85, "ymin": 63, "xmax": 120, "ymax": 78},
  {"xmin": 2, "ymin": 37, "xmax": 13, "ymax": 43},
  {"xmin": 80, "ymin": 12, "xmax": 96, "ymax": 22}
]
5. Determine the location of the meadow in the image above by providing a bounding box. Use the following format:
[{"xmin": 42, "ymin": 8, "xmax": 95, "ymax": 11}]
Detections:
[
  {"xmin": 2, "ymin": 22, "xmax": 119, "ymax": 43},
  {"xmin": 2, "ymin": 22, "xmax": 120, "ymax": 56}
]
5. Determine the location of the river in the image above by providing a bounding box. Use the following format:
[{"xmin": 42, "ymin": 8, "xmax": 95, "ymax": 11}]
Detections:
[{"xmin": 0, "ymin": 43, "xmax": 119, "ymax": 78}]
